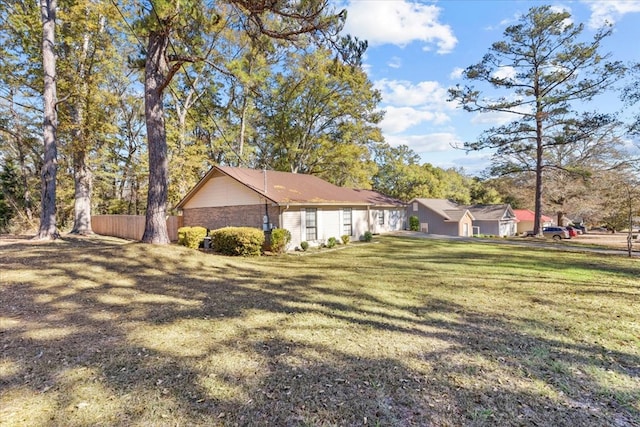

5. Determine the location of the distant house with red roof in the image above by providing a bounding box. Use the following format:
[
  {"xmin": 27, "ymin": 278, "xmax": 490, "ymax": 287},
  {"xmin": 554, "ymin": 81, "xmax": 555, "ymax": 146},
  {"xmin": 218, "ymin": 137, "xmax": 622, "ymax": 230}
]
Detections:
[
  {"xmin": 513, "ymin": 209, "xmax": 554, "ymax": 235},
  {"xmin": 175, "ymin": 166, "xmax": 406, "ymax": 249}
]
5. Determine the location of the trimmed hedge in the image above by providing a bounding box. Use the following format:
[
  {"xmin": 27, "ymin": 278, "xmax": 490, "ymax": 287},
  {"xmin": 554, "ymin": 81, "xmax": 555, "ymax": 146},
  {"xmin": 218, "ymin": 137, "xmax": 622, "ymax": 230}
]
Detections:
[
  {"xmin": 210, "ymin": 227, "xmax": 264, "ymax": 256},
  {"xmin": 178, "ymin": 226, "xmax": 207, "ymax": 249},
  {"xmin": 270, "ymin": 228, "xmax": 291, "ymax": 253}
]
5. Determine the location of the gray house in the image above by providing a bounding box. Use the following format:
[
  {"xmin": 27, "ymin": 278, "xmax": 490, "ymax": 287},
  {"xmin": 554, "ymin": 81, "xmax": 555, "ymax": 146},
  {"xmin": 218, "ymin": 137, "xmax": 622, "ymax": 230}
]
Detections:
[
  {"xmin": 407, "ymin": 198, "xmax": 475, "ymax": 237},
  {"xmin": 464, "ymin": 204, "xmax": 518, "ymax": 237}
]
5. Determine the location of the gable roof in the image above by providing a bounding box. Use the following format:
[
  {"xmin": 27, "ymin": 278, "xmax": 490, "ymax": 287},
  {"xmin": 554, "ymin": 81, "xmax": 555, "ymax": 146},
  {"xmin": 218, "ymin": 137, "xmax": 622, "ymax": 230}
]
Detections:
[
  {"xmin": 176, "ymin": 166, "xmax": 405, "ymax": 209},
  {"xmin": 513, "ymin": 209, "xmax": 553, "ymax": 222},
  {"xmin": 464, "ymin": 204, "xmax": 515, "ymax": 221},
  {"xmin": 411, "ymin": 198, "xmax": 475, "ymax": 222}
]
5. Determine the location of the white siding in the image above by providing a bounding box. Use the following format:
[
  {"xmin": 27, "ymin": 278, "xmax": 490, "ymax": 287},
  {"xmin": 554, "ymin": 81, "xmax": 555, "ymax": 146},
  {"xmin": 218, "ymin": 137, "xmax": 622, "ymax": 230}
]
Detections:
[
  {"xmin": 321, "ymin": 209, "xmax": 340, "ymax": 242},
  {"xmin": 352, "ymin": 208, "xmax": 369, "ymax": 240},
  {"xmin": 183, "ymin": 175, "xmax": 262, "ymax": 208},
  {"xmin": 282, "ymin": 208, "xmax": 302, "ymax": 247}
]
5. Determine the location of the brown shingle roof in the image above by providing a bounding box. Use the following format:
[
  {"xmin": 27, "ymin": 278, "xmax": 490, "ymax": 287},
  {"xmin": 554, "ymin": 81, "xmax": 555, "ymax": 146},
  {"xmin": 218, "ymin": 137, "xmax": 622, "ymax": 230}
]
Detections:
[
  {"xmin": 412, "ymin": 198, "xmax": 475, "ymax": 221},
  {"xmin": 464, "ymin": 204, "xmax": 514, "ymax": 221},
  {"xmin": 176, "ymin": 166, "xmax": 405, "ymax": 208}
]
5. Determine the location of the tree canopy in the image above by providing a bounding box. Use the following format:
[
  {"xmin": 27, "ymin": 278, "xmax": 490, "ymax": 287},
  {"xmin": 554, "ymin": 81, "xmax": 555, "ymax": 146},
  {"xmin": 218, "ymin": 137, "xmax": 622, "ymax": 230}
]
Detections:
[{"xmin": 449, "ymin": 5, "xmax": 625, "ymax": 235}]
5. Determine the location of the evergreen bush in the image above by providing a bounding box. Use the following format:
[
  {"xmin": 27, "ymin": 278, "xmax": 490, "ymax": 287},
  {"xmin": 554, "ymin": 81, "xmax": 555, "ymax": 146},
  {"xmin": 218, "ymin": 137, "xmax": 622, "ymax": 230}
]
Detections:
[
  {"xmin": 270, "ymin": 228, "xmax": 291, "ymax": 253},
  {"xmin": 177, "ymin": 226, "xmax": 207, "ymax": 249},
  {"xmin": 210, "ymin": 227, "xmax": 264, "ymax": 256}
]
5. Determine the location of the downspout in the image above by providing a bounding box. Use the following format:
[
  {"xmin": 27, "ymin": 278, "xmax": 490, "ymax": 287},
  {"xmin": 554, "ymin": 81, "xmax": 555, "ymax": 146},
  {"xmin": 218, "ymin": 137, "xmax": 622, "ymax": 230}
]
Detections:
[
  {"xmin": 263, "ymin": 169, "xmax": 269, "ymax": 230},
  {"xmin": 279, "ymin": 204, "xmax": 289, "ymax": 231}
]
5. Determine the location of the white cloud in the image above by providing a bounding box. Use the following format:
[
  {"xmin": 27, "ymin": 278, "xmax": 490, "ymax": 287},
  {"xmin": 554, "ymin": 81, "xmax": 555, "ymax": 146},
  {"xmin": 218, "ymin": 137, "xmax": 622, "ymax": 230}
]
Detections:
[
  {"xmin": 380, "ymin": 106, "xmax": 449, "ymax": 134},
  {"xmin": 584, "ymin": 0, "xmax": 640, "ymax": 28},
  {"xmin": 342, "ymin": 1, "xmax": 457, "ymax": 54},
  {"xmin": 375, "ymin": 79, "xmax": 453, "ymax": 109},
  {"xmin": 387, "ymin": 56, "xmax": 402, "ymax": 69},
  {"xmin": 491, "ymin": 66, "xmax": 517, "ymax": 81},
  {"xmin": 449, "ymin": 67, "xmax": 464, "ymax": 80},
  {"xmin": 470, "ymin": 110, "xmax": 515, "ymax": 126},
  {"xmin": 385, "ymin": 133, "xmax": 460, "ymax": 153}
]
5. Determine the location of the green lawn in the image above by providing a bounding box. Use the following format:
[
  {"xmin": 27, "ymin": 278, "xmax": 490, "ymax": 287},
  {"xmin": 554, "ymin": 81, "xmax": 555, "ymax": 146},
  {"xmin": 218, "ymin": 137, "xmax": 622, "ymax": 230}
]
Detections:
[{"xmin": 1, "ymin": 235, "xmax": 638, "ymax": 426}]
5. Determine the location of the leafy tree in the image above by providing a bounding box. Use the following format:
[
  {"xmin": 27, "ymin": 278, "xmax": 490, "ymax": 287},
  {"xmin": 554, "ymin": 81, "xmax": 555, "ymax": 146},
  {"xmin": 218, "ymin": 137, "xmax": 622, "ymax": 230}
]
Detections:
[
  {"xmin": 542, "ymin": 116, "xmax": 629, "ymax": 222},
  {"xmin": 55, "ymin": 0, "xmax": 124, "ymax": 234},
  {"xmin": 254, "ymin": 47, "xmax": 382, "ymax": 188},
  {"xmin": 622, "ymin": 63, "xmax": 640, "ymax": 134},
  {"xmin": 372, "ymin": 143, "xmax": 422, "ymax": 200},
  {"xmin": 372, "ymin": 143, "xmax": 491, "ymax": 203},
  {"xmin": 469, "ymin": 177, "xmax": 503, "ymax": 205},
  {"xmin": 449, "ymin": 5, "xmax": 624, "ymax": 236},
  {"xmin": 134, "ymin": 0, "xmax": 346, "ymax": 244},
  {"xmin": 597, "ymin": 168, "xmax": 640, "ymax": 237},
  {"xmin": 0, "ymin": 158, "xmax": 22, "ymax": 232}
]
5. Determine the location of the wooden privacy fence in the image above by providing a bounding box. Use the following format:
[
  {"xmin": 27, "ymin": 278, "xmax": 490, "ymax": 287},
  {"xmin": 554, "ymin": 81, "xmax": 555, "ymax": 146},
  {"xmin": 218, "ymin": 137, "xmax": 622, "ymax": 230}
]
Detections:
[{"xmin": 92, "ymin": 215, "xmax": 181, "ymax": 242}]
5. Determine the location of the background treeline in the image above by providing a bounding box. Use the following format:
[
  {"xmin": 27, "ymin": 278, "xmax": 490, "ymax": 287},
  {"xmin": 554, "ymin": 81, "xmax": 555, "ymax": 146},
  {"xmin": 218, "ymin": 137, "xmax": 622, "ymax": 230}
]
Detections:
[{"xmin": 0, "ymin": 1, "xmax": 638, "ymax": 235}]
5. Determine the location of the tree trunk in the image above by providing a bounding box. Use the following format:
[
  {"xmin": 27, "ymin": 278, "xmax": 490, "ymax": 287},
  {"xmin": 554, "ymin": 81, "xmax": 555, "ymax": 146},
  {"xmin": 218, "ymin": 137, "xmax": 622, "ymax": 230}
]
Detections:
[
  {"xmin": 35, "ymin": 0, "xmax": 59, "ymax": 240},
  {"xmin": 70, "ymin": 23, "xmax": 93, "ymax": 235},
  {"xmin": 71, "ymin": 147, "xmax": 93, "ymax": 234},
  {"xmin": 141, "ymin": 30, "xmax": 170, "ymax": 244},
  {"xmin": 533, "ymin": 76, "xmax": 544, "ymax": 237}
]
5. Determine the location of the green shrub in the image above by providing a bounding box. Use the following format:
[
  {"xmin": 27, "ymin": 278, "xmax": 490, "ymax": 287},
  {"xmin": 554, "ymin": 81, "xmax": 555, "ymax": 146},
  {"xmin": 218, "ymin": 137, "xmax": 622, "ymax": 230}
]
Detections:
[
  {"xmin": 327, "ymin": 237, "xmax": 337, "ymax": 248},
  {"xmin": 363, "ymin": 231, "xmax": 373, "ymax": 242},
  {"xmin": 300, "ymin": 241, "xmax": 309, "ymax": 251},
  {"xmin": 177, "ymin": 226, "xmax": 208, "ymax": 249},
  {"xmin": 409, "ymin": 215, "xmax": 420, "ymax": 231},
  {"xmin": 341, "ymin": 235, "xmax": 350, "ymax": 245},
  {"xmin": 270, "ymin": 228, "xmax": 291, "ymax": 253},
  {"xmin": 210, "ymin": 227, "xmax": 264, "ymax": 256}
]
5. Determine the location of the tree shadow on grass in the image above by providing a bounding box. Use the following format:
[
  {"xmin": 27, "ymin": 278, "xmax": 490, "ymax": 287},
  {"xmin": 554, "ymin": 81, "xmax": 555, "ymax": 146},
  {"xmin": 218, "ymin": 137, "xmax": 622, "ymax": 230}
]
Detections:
[{"xmin": 0, "ymin": 237, "xmax": 638, "ymax": 426}]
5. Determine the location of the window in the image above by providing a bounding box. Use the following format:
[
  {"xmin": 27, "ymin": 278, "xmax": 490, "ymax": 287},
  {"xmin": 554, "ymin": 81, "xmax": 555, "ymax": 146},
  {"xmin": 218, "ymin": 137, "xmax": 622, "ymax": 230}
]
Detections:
[
  {"xmin": 378, "ymin": 210, "xmax": 384, "ymax": 225},
  {"xmin": 413, "ymin": 202, "xmax": 418, "ymax": 212},
  {"xmin": 343, "ymin": 208, "xmax": 352, "ymax": 236},
  {"xmin": 305, "ymin": 208, "xmax": 317, "ymax": 241}
]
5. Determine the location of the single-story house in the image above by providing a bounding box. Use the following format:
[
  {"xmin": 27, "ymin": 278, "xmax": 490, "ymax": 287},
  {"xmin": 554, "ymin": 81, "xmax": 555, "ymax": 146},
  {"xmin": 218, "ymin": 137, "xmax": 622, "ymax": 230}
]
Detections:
[
  {"xmin": 407, "ymin": 198, "xmax": 475, "ymax": 237},
  {"xmin": 513, "ymin": 209, "xmax": 554, "ymax": 234},
  {"xmin": 175, "ymin": 166, "xmax": 407, "ymax": 249},
  {"xmin": 464, "ymin": 204, "xmax": 518, "ymax": 237}
]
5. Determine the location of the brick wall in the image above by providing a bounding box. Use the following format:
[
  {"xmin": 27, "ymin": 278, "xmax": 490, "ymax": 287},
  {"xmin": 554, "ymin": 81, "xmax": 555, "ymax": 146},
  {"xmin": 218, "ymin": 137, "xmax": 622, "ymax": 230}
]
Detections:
[{"xmin": 183, "ymin": 204, "xmax": 280, "ymax": 231}]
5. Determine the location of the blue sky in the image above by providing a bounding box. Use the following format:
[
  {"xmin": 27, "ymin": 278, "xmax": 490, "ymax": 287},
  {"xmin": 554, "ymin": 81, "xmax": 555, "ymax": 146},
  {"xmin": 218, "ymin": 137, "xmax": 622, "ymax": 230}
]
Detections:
[{"xmin": 337, "ymin": 0, "xmax": 640, "ymax": 174}]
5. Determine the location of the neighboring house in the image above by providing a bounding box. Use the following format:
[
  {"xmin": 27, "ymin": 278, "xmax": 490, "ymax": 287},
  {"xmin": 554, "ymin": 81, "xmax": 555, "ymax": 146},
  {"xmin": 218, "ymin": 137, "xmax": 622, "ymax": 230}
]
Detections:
[
  {"xmin": 407, "ymin": 198, "xmax": 475, "ymax": 237},
  {"xmin": 175, "ymin": 166, "xmax": 406, "ymax": 249},
  {"xmin": 513, "ymin": 209, "xmax": 554, "ymax": 234},
  {"xmin": 464, "ymin": 204, "xmax": 518, "ymax": 237}
]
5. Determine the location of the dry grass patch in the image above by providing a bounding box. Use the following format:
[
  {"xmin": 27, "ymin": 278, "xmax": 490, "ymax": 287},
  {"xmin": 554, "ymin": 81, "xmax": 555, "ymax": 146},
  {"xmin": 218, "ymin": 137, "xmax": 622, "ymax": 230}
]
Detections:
[{"xmin": 0, "ymin": 233, "xmax": 638, "ymax": 426}]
